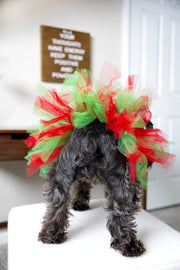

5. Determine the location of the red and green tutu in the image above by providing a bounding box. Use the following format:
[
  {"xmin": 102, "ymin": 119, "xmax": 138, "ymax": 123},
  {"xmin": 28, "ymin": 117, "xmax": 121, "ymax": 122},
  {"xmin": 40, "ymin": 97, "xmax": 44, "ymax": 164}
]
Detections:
[{"xmin": 25, "ymin": 62, "xmax": 174, "ymax": 187}]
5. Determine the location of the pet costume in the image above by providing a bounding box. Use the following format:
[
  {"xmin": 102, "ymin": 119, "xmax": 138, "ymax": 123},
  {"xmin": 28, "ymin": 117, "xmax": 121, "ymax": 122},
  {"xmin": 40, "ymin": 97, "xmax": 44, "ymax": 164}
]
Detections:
[{"xmin": 25, "ymin": 62, "xmax": 173, "ymax": 187}]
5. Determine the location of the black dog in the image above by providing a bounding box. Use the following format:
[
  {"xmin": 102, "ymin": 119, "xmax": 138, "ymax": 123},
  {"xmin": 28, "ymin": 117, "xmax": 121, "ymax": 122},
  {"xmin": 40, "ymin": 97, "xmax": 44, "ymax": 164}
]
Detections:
[{"xmin": 38, "ymin": 119, "xmax": 153, "ymax": 257}]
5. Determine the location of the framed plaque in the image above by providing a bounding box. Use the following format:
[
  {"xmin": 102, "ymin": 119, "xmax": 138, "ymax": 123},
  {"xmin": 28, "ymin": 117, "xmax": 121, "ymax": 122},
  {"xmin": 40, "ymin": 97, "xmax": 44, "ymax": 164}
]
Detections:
[{"xmin": 41, "ymin": 25, "xmax": 90, "ymax": 83}]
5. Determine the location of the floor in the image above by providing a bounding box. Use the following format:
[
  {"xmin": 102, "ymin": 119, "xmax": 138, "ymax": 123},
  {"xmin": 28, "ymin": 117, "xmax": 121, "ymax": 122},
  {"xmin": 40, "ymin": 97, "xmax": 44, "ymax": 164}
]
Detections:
[
  {"xmin": 0, "ymin": 228, "xmax": 8, "ymax": 270},
  {"xmin": 150, "ymin": 204, "xmax": 180, "ymax": 232},
  {"xmin": 0, "ymin": 205, "xmax": 180, "ymax": 270}
]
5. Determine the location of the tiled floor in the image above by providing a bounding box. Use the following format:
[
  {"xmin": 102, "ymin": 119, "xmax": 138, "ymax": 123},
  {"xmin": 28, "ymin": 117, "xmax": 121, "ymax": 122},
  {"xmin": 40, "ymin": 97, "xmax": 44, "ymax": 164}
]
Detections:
[
  {"xmin": 150, "ymin": 205, "xmax": 180, "ymax": 232},
  {"xmin": 0, "ymin": 228, "xmax": 8, "ymax": 270}
]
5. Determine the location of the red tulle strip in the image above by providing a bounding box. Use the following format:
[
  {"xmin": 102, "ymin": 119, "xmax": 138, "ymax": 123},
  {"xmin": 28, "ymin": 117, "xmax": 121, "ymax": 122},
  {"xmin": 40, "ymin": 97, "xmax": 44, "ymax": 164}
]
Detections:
[
  {"xmin": 135, "ymin": 128, "xmax": 168, "ymax": 144},
  {"xmin": 26, "ymin": 146, "xmax": 64, "ymax": 177},
  {"xmin": 127, "ymin": 75, "xmax": 136, "ymax": 91},
  {"xmin": 38, "ymin": 125, "xmax": 74, "ymax": 140},
  {"xmin": 129, "ymin": 153, "xmax": 140, "ymax": 182},
  {"xmin": 50, "ymin": 89, "xmax": 70, "ymax": 108},
  {"xmin": 106, "ymin": 98, "xmax": 137, "ymax": 138},
  {"xmin": 41, "ymin": 114, "xmax": 70, "ymax": 126},
  {"xmin": 106, "ymin": 112, "xmax": 137, "ymax": 139},
  {"xmin": 35, "ymin": 97, "xmax": 62, "ymax": 117},
  {"xmin": 25, "ymin": 135, "xmax": 37, "ymax": 148},
  {"xmin": 35, "ymin": 89, "xmax": 72, "ymax": 118}
]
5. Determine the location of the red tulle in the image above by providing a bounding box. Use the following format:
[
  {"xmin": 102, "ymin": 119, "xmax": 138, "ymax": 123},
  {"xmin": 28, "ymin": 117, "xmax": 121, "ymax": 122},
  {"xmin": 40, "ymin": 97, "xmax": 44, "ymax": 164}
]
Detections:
[
  {"xmin": 129, "ymin": 153, "xmax": 140, "ymax": 182},
  {"xmin": 38, "ymin": 125, "xmax": 74, "ymax": 140},
  {"xmin": 106, "ymin": 112, "xmax": 137, "ymax": 139},
  {"xmin": 25, "ymin": 64, "xmax": 175, "ymax": 182},
  {"xmin": 127, "ymin": 75, "xmax": 136, "ymax": 91},
  {"xmin": 26, "ymin": 146, "xmax": 64, "ymax": 177},
  {"xmin": 25, "ymin": 124, "xmax": 73, "ymax": 150},
  {"xmin": 25, "ymin": 135, "xmax": 37, "ymax": 148},
  {"xmin": 105, "ymin": 97, "xmax": 138, "ymax": 139},
  {"xmin": 35, "ymin": 89, "xmax": 72, "ymax": 118}
]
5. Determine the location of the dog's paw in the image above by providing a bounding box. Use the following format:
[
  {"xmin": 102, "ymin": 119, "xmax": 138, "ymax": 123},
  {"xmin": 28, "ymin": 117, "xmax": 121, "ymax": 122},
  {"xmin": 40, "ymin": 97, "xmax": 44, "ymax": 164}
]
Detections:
[
  {"xmin": 72, "ymin": 200, "xmax": 89, "ymax": 211},
  {"xmin": 38, "ymin": 230, "xmax": 66, "ymax": 244},
  {"xmin": 122, "ymin": 239, "xmax": 145, "ymax": 257}
]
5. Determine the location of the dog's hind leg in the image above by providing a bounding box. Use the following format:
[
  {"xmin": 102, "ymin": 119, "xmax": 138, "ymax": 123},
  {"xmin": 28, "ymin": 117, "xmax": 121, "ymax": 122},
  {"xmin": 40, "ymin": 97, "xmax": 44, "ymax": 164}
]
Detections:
[
  {"xmin": 104, "ymin": 159, "xmax": 145, "ymax": 257},
  {"xmin": 70, "ymin": 177, "xmax": 92, "ymax": 211},
  {"xmin": 38, "ymin": 150, "xmax": 76, "ymax": 244}
]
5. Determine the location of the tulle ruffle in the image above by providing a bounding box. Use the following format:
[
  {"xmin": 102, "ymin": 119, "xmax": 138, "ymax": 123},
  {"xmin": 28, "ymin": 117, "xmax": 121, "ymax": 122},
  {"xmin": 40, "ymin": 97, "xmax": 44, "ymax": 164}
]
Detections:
[{"xmin": 25, "ymin": 62, "xmax": 174, "ymax": 187}]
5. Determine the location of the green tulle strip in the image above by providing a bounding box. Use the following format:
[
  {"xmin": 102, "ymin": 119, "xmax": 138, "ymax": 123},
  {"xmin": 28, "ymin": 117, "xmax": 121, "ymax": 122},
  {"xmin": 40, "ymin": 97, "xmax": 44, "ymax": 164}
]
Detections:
[
  {"xmin": 118, "ymin": 131, "xmax": 138, "ymax": 156},
  {"xmin": 136, "ymin": 157, "xmax": 149, "ymax": 188}
]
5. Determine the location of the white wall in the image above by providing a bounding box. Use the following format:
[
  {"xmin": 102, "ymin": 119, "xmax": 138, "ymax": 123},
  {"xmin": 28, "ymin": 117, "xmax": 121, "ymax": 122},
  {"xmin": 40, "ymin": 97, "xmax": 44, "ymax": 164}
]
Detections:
[
  {"xmin": 0, "ymin": 0, "xmax": 123, "ymax": 129},
  {"xmin": 0, "ymin": 0, "xmax": 123, "ymax": 222}
]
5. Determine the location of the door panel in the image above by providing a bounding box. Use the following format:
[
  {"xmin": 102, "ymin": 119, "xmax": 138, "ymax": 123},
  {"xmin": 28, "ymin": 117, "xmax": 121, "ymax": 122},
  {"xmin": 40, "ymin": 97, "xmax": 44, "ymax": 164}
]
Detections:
[{"xmin": 129, "ymin": 0, "xmax": 180, "ymax": 209}]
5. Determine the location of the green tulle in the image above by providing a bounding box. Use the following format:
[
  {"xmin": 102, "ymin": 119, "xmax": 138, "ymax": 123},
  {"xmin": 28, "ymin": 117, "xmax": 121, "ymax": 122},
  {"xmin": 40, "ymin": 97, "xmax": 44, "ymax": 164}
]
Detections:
[
  {"xmin": 118, "ymin": 131, "xmax": 137, "ymax": 156},
  {"xmin": 136, "ymin": 157, "xmax": 149, "ymax": 187},
  {"xmin": 25, "ymin": 67, "xmax": 173, "ymax": 189}
]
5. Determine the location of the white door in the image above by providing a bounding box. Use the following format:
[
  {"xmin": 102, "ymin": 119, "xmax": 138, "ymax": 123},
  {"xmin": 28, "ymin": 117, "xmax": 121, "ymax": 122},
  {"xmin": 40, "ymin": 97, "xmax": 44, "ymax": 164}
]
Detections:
[{"xmin": 128, "ymin": 0, "xmax": 180, "ymax": 209}]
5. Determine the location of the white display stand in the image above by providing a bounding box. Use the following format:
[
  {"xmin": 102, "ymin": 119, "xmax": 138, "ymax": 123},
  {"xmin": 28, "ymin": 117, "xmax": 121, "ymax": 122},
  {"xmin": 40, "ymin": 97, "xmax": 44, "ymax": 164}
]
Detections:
[{"xmin": 8, "ymin": 199, "xmax": 180, "ymax": 270}]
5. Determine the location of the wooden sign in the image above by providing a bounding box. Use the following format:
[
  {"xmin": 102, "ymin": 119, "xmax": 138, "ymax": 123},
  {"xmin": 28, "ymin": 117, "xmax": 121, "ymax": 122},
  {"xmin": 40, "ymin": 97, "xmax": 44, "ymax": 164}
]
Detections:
[{"xmin": 40, "ymin": 25, "xmax": 90, "ymax": 83}]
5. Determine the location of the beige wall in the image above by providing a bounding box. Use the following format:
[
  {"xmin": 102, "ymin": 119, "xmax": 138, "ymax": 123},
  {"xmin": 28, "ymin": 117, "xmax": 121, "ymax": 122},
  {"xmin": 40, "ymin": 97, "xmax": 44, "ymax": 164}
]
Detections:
[{"xmin": 0, "ymin": 0, "xmax": 123, "ymax": 222}]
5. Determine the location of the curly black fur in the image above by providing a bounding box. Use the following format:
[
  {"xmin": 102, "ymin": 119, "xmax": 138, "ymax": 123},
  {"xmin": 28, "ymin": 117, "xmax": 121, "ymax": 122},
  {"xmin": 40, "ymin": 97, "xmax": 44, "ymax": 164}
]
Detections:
[{"xmin": 38, "ymin": 119, "xmax": 152, "ymax": 256}]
